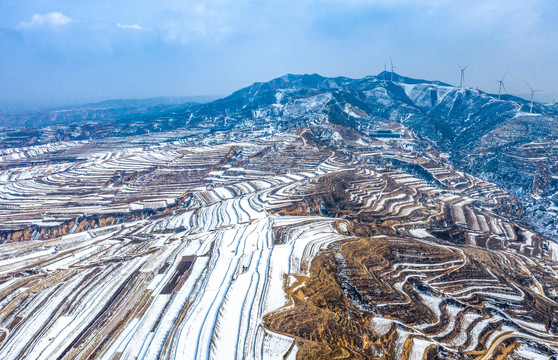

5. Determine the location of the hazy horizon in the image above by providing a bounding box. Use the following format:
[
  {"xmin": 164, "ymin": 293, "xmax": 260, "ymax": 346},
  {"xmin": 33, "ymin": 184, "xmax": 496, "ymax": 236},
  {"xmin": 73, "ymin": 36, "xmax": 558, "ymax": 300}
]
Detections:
[{"xmin": 1, "ymin": 0, "xmax": 557, "ymax": 111}]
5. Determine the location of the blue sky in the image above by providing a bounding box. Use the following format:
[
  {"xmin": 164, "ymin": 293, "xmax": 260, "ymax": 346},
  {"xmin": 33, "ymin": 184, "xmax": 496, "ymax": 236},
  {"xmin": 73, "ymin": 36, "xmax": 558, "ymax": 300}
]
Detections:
[{"xmin": 1, "ymin": 0, "xmax": 557, "ymax": 111}]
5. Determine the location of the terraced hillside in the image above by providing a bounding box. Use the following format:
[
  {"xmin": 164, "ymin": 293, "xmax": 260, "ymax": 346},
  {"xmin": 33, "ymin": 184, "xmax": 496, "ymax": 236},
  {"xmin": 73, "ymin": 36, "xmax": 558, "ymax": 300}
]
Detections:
[
  {"xmin": 3, "ymin": 73, "xmax": 557, "ymax": 241},
  {"xmin": 1, "ymin": 123, "xmax": 557, "ymax": 359}
]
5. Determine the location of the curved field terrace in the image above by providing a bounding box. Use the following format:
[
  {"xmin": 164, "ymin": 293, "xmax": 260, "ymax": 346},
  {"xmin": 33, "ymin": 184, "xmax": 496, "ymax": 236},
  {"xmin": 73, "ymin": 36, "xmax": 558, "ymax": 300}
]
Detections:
[{"xmin": 0, "ymin": 126, "xmax": 557, "ymax": 359}]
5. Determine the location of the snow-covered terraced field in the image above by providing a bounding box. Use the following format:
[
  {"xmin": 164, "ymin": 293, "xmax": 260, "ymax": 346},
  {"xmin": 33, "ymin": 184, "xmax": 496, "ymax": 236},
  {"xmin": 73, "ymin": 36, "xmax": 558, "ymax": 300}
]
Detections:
[
  {"xmin": 0, "ymin": 131, "xmax": 355, "ymax": 359},
  {"xmin": 1, "ymin": 127, "xmax": 558, "ymax": 360}
]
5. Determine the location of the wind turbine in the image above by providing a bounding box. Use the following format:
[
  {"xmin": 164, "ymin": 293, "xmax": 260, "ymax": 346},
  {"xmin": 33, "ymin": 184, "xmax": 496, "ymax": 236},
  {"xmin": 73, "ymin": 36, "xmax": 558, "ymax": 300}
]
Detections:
[
  {"xmin": 459, "ymin": 65, "xmax": 468, "ymax": 87},
  {"xmin": 384, "ymin": 63, "xmax": 388, "ymax": 81},
  {"xmin": 497, "ymin": 70, "xmax": 507, "ymax": 100},
  {"xmin": 523, "ymin": 80, "xmax": 540, "ymax": 113},
  {"xmin": 389, "ymin": 57, "xmax": 397, "ymax": 82}
]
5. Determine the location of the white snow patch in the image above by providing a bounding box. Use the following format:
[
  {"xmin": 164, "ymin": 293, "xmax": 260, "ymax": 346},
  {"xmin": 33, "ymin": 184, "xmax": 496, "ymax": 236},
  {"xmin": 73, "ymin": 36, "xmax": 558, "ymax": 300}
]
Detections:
[
  {"xmin": 409, "ymin": 228, "xmax": 432, "ymax": 238},
  {"xmin": 369, "ymin": 316, "xmax": 393, "ymax": 336}
]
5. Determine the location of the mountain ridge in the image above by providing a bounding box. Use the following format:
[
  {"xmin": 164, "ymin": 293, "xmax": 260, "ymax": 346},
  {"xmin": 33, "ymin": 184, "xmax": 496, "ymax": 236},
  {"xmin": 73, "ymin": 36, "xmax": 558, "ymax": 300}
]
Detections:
[
  {"xmin": 1, "ymin": 72, "xmax": 557, "ymax": 240},
  {"xmin": 1, "ymin": 72, "xmax": 558, "ymax": 359}
]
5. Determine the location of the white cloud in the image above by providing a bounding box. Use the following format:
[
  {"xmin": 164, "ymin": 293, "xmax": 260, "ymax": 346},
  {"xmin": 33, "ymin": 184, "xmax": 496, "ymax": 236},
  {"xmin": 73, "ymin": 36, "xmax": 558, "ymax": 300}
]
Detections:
[
  {"xmin": 19, "ymin": 12, "xmax": 72, "ymax": 28},
  {"xmin": 117, "ymin": 23, "xmax": 142, "ymax": 30}
]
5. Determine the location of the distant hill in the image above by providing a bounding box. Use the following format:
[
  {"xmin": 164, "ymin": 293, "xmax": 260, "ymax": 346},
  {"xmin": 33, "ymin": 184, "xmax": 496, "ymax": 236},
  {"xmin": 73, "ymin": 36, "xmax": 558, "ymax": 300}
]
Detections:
[{"xmin": 0, "ymin": 95, "xmax": 220, "ymax": 128}]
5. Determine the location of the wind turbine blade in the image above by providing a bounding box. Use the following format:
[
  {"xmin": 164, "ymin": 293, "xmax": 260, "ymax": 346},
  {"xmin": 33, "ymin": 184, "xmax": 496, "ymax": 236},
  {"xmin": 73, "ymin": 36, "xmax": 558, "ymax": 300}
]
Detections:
[
  {"xmin": 523, "ymin": 80, "xmax": 534, "ymax": 92},
  {"xmin": 501, "ymin": 70, "xmax": 508, "ymax": 81},
  {"xmin": 501, "ymin": 82, "xmax": 506, "ymax": 93},
  {"xmin": 389, "ymin": 57, "xmax": 393, "ymax": 68}
]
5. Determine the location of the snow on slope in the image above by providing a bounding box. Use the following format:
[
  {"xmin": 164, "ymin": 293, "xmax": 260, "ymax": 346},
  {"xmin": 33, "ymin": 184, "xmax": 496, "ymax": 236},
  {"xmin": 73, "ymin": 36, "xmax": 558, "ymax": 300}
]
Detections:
[{"xmin": 0, "ymin": 139, "xmax": 351, "ymax": 360}]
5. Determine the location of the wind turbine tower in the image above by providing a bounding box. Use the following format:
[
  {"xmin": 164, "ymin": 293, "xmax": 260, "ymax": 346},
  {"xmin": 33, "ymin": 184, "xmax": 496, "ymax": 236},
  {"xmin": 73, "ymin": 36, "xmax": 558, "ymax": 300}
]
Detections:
[
  {"xmin": 523, "ymin": 80, "xmax": 540, "ymax": 114},
  {"xmin": 497, "ymin": 71, "xmax": 507, "ymax": 100},
  {"xmin": 389, "ymin": 57, "xmax": 397, "ymax": 82},
  {"xmin": 384, "ymin": 63, "xmax": 388, "ymax": 81},
  {"xmin": 459, "ymin": 65, "xmax": 468, "ymax": 87}
]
